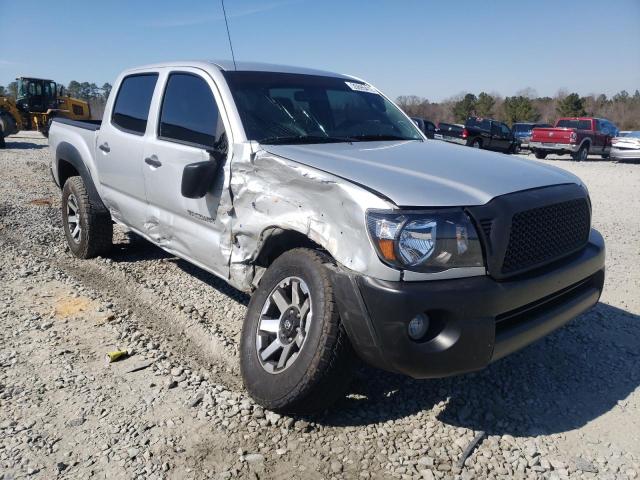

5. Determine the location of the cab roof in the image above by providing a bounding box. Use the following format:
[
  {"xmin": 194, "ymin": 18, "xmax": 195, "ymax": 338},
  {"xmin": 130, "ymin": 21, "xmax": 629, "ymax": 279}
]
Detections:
[{"xmin": 127, "ymin": 60, "xmax": 352, "ymax": 80}]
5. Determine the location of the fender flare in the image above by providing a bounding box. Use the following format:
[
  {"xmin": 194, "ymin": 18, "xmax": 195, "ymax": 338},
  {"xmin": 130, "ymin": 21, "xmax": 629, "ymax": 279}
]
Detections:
[
  {"xmin": 578, "ymin": 138, "xmax": 591, "ymax": 150},
  {"xmin": 56, "ymin": 141, "xmax": 108, "ymax": 212}
]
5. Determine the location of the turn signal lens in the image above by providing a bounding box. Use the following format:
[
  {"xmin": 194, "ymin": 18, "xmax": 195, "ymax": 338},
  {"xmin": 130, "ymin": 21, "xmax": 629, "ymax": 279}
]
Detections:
[{"xmin": 377, "ymin": 239, "xmax": 396, "ymax": 261}]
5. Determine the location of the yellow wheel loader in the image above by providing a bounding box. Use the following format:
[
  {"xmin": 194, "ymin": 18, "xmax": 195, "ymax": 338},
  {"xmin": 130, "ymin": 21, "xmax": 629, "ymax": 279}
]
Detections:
[{"xmin": 0, "ymin": 77, "xmax": 91, "ymax": 146}]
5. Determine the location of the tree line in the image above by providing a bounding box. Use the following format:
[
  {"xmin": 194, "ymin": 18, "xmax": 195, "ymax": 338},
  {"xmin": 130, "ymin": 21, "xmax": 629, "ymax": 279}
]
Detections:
[
  {"xmin": 397, "ymin": 89, "xmax": 640, "ymax": 130},
  {"xmin": 2, "ymin": 79, "xmax": 638, "ymax": 130},
  {"xmin": 0, "ymin": 80, "xmax": 112, "ymax": 102}
]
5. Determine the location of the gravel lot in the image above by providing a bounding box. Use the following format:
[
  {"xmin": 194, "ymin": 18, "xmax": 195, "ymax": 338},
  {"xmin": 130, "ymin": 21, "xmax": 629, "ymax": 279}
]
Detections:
[{"xmin": 1, "ymin": 133, "xmax": 639, "ymax": 480}]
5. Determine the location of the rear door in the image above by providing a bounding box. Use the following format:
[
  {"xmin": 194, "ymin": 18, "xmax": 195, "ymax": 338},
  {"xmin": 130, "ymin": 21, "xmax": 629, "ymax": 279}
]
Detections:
[
  {"xmin": 499, "ymin": 123, "xmax": 513, "ymax": 151},
  {"xmin": 142, "ymin": 68, "xmax": 232, "ymax": 278},
  {"xmin": 95, "ymin": 72, "xmax": 159, "ymax": 228}
]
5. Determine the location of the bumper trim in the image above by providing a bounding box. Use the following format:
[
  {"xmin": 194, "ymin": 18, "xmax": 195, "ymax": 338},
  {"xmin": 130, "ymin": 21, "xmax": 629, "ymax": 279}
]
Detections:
[{"xmin": 530, "ymin": 141, "xmax": 580, "ymax": 152}]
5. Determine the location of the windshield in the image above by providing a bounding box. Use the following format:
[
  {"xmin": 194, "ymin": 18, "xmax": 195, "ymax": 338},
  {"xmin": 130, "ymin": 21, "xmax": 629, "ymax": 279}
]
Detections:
[{"xmin": 223, "ymin": 71, "xmax": 423, "ymax": 144}]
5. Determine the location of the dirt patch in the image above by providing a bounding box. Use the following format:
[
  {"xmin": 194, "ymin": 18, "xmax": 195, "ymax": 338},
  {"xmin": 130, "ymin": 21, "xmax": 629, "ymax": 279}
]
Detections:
[{"xmin": 54, "ymin": 296, "xmax": 92, "ymax": 318}]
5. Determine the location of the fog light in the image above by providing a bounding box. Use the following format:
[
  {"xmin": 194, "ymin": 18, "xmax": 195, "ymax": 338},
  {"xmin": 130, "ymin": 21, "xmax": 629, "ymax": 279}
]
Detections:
[{"xmin": 408, "ymin": 313, "xmax": 430, "ymax": 340}]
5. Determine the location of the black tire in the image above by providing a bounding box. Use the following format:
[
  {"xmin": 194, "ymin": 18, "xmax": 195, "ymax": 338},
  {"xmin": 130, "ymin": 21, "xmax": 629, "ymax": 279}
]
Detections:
[
  {"xmin": 571, "ymin": 144, "xmax": 589, "ymax": 161},
  {"xmin": 62, "ymin": 176, "xmax": 113, "ymax": 259},
  {"xmin": 41, "ymin": 116, "xmax": 54, "ymax": 138},
  {"xmin": 470, "ymin": 138, "xmax": 482, "ymax": 149},
  {"xmin": 240, "ymin": 248, "xmax": 354, "ymax": 413},
  {"xmin": 601, "ymin": 153, "xmax": 610, "ymax": 160},
  {"xmin": 534, "ymin": 150, "xmax": 548, "ymax": 159}
]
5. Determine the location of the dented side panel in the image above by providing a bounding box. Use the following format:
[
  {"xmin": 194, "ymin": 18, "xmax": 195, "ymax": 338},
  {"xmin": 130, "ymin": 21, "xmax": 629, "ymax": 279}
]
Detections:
[{"xmin": 226, "ymin": 149, "xmax": 401, "ymax": 292}]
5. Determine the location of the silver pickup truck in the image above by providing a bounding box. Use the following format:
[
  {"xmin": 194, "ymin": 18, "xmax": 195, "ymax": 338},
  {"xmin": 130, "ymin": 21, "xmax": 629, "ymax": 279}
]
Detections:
[{"xmin": 48, "ymin": 61, "xmax": 605, "ymax": 413}]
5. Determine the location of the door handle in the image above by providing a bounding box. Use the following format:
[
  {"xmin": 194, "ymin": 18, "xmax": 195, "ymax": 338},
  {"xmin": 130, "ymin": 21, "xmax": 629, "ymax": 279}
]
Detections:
[
  {"xmin": 98, "ymin": 143, "xmax": 110, "ymax": 153},
  {"xmin": 144, "ymin": 156, "xmax": 162, "ymax": 168}
]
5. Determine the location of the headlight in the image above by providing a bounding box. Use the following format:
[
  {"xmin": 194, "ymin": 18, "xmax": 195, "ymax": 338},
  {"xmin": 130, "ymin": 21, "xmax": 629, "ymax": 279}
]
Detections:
[{"xmin": 366, "ymin": 209, "xmax": 484, "ymax": 272}]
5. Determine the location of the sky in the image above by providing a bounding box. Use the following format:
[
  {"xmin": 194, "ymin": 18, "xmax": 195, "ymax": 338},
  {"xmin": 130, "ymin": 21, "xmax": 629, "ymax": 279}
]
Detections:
[{"xmin": 1, "ymin": 0, "xmax": 639, "ymax": 102}]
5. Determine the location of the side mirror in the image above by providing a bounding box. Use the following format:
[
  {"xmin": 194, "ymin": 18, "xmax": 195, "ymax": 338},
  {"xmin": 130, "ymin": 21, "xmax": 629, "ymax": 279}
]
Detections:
[{"xmin": 181, "ymin": 158, "xmax": 219, "ymax": 199}]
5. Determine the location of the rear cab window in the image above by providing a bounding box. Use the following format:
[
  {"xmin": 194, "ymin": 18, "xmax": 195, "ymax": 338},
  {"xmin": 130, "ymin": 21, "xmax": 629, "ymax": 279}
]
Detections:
[
  {"xmin": 466, "ymin": 117, "xmax": 491, "ymax": 130},
  {"xmin": 111, "ymin": 74, "xmax": 159, "ymax": 135},
  {"xmin": 158, "ymin": 72, "xmax": 225, "ymax": 148},
  {"xmin": 556, "ymin": 119, "xmax": 592, "ymax": 130}
]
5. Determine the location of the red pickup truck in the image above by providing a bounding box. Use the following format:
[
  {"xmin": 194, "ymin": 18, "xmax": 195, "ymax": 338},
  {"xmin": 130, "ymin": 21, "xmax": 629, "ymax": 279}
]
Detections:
[{"xmin": 530, "ymin": 117, "xmax": 618, "ymax": 161}]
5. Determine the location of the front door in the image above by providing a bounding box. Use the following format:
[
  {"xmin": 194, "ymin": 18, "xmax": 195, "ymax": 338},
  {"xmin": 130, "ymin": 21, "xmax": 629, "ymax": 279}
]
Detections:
[
  {"xmin": 95, "ymin": 73, "xmax": 159, "ymax": 228},
  {"xmin": 142, "ymin": 69, "xmax": 232, "ymax": 279}
]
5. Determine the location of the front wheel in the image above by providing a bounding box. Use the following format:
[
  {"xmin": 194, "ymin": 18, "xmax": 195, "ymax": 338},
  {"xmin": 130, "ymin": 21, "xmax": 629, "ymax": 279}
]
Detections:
[
  {"xmin": 534, "ymin": 150, "xmax": 548, "ymax": 159},
  {"xmin": 240, "ymin": 248, "xmax": 353, "ymax": 413},
  {"xmin": 62, "ymin": 176, "xmax": 113, "ymax": 258}
]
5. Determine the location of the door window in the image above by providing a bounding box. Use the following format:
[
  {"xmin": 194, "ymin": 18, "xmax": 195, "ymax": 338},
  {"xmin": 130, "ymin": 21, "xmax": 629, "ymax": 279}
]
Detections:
[
  {"xmin": 111, "ymin": 74, "xmax": 158, "ymax": 135},
  {"xmin": 158, "ymin": 73, "xmax": 224, "ymax": 148}
]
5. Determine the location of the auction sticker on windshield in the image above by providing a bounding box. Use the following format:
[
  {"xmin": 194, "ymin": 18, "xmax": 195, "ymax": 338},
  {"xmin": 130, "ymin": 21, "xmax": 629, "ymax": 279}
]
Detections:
[{"xmin": 345, "ymin": 81, "xmax": 379, "ymax": 94}]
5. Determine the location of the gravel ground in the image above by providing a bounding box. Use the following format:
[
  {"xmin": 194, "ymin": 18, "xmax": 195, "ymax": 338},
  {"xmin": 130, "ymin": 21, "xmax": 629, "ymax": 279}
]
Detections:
[{"xmin": 0, "ymin": 133, "xmax": 639, "ymax": 480}]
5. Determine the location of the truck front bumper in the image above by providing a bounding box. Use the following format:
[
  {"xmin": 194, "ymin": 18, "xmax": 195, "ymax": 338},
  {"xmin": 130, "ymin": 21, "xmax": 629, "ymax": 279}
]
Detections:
[
  {"xmin": 529, "ymin": 141, "xmax": 580, "ymax": 153},
  {"xmin": 329, "ymin": 230, "xmax": 605, "ymax": 378}
]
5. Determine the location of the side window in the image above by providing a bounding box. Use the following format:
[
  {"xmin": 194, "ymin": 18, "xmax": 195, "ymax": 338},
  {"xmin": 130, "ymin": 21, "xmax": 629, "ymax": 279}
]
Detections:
[
  {"xmin": 159, "ymin": 73, "xmax": 224, "ymax": 147},
  {"xmin": 112, "ymin": 74, "xmax": 158, "ymax": 135},
  {"xmin": 500, "ymin": 123, "xmax": 511, "ymax": 135}
]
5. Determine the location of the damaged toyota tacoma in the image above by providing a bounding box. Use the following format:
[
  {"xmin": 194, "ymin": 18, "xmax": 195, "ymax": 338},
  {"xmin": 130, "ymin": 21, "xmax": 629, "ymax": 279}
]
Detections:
[{"xmin": 48, "ymin": 61, "xmax": 605, "ymax": 412}]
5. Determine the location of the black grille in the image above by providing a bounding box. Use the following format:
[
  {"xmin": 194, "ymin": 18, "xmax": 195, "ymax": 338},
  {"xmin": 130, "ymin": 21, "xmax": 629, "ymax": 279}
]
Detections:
[{"xmin": 501, "ymin": 198, "xmax": 590, "ymax": 274}]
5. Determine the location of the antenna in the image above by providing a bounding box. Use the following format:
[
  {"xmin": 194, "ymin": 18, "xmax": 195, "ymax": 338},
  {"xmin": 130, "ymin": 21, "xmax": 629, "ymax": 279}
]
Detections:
[{"xmin": 221, "ymin": 0, "xmax": 237, "ymax": 70}]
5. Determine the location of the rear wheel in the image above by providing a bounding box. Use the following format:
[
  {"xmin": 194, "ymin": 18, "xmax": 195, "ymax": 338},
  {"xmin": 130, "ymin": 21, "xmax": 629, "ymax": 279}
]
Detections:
[
  {"xmin": 470, "ymin": 138, "xmax": 482, "ymax": 149},
  {"xmin": 571, "ymin": 144, "xmax": 589, "ymax": 161},
  {"xmin": 240, "ymin": 248, "xmax": 354, "ymax": 413},
  {"xmin": 534, "ymin": 150, "xmax": 548, "ymax": 159},
  {"xmin": 62, "ymin": 176, "xmax": 113, "ymax": 258}
]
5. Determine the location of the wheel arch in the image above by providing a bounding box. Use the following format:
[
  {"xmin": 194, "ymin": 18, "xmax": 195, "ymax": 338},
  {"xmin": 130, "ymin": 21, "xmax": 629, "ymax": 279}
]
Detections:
[
  {"xmin": 470, "ymin": 137, "xmax": 483, "ymax": 147},
  {"xmin": 255, "ymin": 227, "xmax": 329, "ymax": 269},
  {"xmin": 56, "ymin": 141, "xmax": 108, "ymax": 213}
]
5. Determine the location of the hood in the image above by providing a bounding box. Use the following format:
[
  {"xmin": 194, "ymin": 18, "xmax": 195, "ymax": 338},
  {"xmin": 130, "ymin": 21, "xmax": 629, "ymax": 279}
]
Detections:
[{"xmin": 263, "ymin": 140, "xmax": 581, "ymax": 207}]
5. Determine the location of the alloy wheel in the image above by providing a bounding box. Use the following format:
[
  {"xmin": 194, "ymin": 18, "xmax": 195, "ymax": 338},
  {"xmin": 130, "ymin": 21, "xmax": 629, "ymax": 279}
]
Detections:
[
  {"xmin": 66, "ymin": 193, "xmax": 82, "ymax": 243},
  {"xmin": 255, "ymin": 276, "xmax": 312, "ymax": 374}
]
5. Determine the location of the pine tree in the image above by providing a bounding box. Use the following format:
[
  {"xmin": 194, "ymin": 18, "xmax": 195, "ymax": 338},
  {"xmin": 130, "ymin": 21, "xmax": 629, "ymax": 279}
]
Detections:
[
  {"xmin": 452, "ymin": 94, "xmax": 477, "ymax": 122},
  {"xmin": 556, "ymin": 93, "xmax": 586, "ymax": 117},
  {"xmin": 475, "ymin": 92, "xmax": 495, "ymax": 117},
  {"xmin": 503, "ymin": 96, "xmax": 540, "ymax": 124}
]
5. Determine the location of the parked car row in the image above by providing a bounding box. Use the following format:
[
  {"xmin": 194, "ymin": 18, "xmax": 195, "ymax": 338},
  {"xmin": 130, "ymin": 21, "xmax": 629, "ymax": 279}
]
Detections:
[{"xmin": 414, "ymin": 114, "xmax": 636, "ymax": 162}]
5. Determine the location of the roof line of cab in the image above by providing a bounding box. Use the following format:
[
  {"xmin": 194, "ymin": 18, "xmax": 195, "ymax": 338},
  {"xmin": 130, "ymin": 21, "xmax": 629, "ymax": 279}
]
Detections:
[{"xmin": 121, "ymin": 59, "xmax": 353, "ymax": 80}]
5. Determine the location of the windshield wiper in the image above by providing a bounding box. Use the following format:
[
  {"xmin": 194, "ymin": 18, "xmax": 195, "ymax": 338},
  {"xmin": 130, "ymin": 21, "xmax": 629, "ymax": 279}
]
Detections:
[
  {"xmin": 347, "ymin": 134, "xmax": 421, "ymax": 142},
  {"xmin": 260, "ymin": 135, "xmax": 353, "ymax": 145}
]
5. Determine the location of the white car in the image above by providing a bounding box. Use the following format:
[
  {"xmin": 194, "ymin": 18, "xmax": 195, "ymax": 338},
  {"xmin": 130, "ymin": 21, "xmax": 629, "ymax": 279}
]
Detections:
[{"xmin": 611, "ymin": 131, "xmax": 640, "ymax": 162}]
